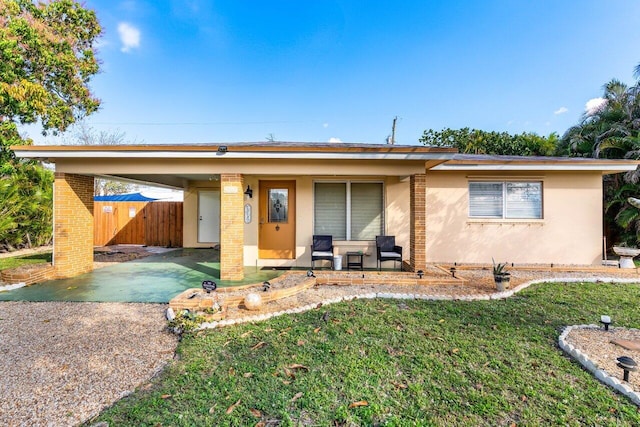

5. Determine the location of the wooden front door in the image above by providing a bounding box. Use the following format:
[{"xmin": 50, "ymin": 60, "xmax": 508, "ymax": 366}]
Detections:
[{"xmin": 258, "ymin": 180, "xmax": 296, "ymax": 259}]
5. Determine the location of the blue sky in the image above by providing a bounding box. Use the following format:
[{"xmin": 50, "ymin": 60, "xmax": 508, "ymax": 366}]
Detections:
[{"xmin": 32, "ymin": 0, "xmax": 640, "ymax": 145}]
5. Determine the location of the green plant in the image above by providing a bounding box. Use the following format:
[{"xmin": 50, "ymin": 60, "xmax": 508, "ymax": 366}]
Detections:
[
  {"xmin": 492, "ymin": 258, "xmax": 508, "ymax": 276},
  {"xmin": 168, "ymin": 310, "xmax": 206, "ymax": 335},
  {"xmin": 202, "ymin": 305, "xmax": 222, "ymax": 315}
]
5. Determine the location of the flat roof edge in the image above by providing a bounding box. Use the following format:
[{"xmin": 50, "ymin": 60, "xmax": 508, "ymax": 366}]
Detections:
[{"xmin": 10, "ymin": 143, "xmax": 457, "ymax": 154}]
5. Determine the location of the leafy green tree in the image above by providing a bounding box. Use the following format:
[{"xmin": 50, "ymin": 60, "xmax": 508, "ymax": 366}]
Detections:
[
  {"xmin": 0, "ymin": 0, "xmax": 101, "ymax": 251},
  {"xmin": 419, "ymin": 127, "xmax": 558, "ymax": 156},
  {"xmin": 0, "ymin": 161, "xmax": 53, "ymax": 251},
  {"xmin": 0, "ymin": 0, "xmax": 101, "ymax": 138}
]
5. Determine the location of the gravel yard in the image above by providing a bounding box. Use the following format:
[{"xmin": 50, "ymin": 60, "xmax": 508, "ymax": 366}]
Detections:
[
  {"xmin": 0, "ymin": 302, "xmax": 177, "ymax": 427},
  {"xmin": 565, "ymin": 327, "xmax": 640, "ymax": 391}
]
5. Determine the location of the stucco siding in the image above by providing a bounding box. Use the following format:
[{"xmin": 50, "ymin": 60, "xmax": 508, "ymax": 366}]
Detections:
[
  {"xmin": 425, "ymin": 170, "xmax": 603, "ymax": 265},
  {"xmin": 243, "ymin": 176, "xmax": 410, "ymax": 268},
  {"xmin": 183, "ymin": 181, "xmax": 221, "ymax": 248}
]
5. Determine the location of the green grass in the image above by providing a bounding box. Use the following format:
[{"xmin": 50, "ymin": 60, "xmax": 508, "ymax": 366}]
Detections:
[
  {"xmin": 0, "ymin": 252, "xmax": 52, "ymax": 271},
  {"xmin": 92, "ymin": 282, "xmax": 640, "ymax": 426}
]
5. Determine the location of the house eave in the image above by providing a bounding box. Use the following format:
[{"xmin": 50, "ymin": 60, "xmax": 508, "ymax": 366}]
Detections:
[
  {"xmin": 431, "ymin": 164, "xmax": 638, "ymax": 174},
  {"xmin": 11, "ymin": 143, "xmax": 457, "ymax": 162},
  {"xmin": 13, "ymin": 149, "xmax": 455, "ymax": 162}
]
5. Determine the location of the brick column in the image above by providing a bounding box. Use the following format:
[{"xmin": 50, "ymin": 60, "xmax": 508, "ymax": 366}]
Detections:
[
  {"xmin": 410, "ymin": 174, "xmax": 426, "ymax": 272},
  {"xmin": 220, "ymin": 173, "xmax": 244, "ymax": 280},
  {"xmin": 53, "ymin": 173, "xmax": 94, "ymax": 278}
]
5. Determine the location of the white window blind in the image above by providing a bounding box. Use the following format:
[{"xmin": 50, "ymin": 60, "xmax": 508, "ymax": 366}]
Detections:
[
  {"xmin": 469, "ymin": 182, "xmax": 503, "ymax": 218},
  {"xmin": 314, "ymin": 183, "xmax": 346, "ymax": 239},
  {"xmin": 469, "ymin": 181, "xmax": 542, "ymax": 219},
  {"xmin": 506, "ymin": 182, "xmax": 542, "ymax": 219},
  {"xmin": 350, "ymin": 183, "xmax": 383, "ymax": 240},
  {"xmin": 314, "ymin": 181, "xmax": 384, "ymax": 240}
]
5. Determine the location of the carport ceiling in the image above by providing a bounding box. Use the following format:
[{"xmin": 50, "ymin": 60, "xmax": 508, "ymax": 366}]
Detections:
[{"xmin": 95, "ymin": 173, "xmax": 220, "ymax": 189}]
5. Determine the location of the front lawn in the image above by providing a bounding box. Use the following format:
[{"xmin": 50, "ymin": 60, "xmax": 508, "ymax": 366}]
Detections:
[
  {"xmin": 92, "ymin": 282, "xmax": 640, "ymax": 426},
  {"xmin": 0, "ymin": 252, "xmax": 52, "ymax": 271}
]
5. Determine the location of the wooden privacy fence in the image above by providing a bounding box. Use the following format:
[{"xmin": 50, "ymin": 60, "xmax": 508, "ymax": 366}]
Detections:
[{"xmin": 94, "ymin": 201, "xmax": 183, "ymax": 247}]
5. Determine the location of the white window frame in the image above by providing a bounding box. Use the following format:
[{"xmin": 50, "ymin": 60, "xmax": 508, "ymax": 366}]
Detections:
[
  {"xmin": 313, "ymin": 180, "xmax": 385, "ymax": 241},
  {"xmin": 468, "ymin": 180, "xmax": 543, "ymax": 219}
]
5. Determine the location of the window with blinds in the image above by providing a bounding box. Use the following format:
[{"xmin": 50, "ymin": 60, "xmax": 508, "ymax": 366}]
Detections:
[
  {"xmin": 351, "ymin": 183, "xmax": 383, "ymax": 240},
  {"xmin": 314, "ymin": 182, "xmax": 384, "ymax": 240},
  {"xmin": 469, "ymin": 181, "xmax": 542, "ymax": 219},
  {"xmin": 314, "ymin": 183, "xmax": 347, "ymax": 239}
]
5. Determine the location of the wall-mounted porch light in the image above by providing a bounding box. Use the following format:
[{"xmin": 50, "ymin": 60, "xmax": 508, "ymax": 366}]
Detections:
[{"xmin": 244, "ymin": 185, "xmax": 253, "ymax": 198}]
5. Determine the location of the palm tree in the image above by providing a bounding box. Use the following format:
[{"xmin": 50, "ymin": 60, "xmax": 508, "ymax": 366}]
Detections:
[
  {"xmin": 561, "ymin": 79, "xmax": 640, "ymax": 159},
  {"xmin": 561, "ymin": 67, "xmax": 640, "ymax": 245}
]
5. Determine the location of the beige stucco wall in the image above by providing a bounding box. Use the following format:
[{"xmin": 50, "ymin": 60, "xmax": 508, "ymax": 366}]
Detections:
[
  {"xmin": 181, "ymin": 173, "xmax": 410, "ymax": 268},
  {"xmin": 183, "ymin": 181, "xmax": 221, "ymax": 248},
  {"xmin": 424, "ymin": 170, "xmax": 604, "ymax": 265},
  {"xmin": 240, "ymin": 176, "xmax": 410, "ymax": 269}
]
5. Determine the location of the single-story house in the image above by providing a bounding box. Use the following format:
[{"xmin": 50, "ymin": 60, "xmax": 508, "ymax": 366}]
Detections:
[{"xmin": 12, "ymin": 142, "xmax": 639, "ymax": 281}]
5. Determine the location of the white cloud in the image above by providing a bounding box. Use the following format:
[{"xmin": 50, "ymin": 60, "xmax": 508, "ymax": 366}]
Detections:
[
  {"xmin": 118, "ymin": 22, "xmax": 141, "ymax": 53},
  {"xmin": 323, "ymin": 123, "xmax": 329, "ymax": 128},
  {"xmin": 328, "ymin": 137, "xmax": 342, "ymax": 143},
  {"xmin": 585, "ymin": 97, "xmax": 607, "ymax": 116},
  {"xmin": 554, "ymin": 106, "xmax": 568, "ymax": 115}
]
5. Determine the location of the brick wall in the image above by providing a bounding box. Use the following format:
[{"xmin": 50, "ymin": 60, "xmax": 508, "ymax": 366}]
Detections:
[
  {"xmin": 0, "ymin": 263, "xmax": 56, "ymax": 286},
  {"xmin": 54, "ymin": 173, "xmax": 94, "ymax": 278},
  {"xmin": 220, "ymin": 173, "xmax": 244, "ymax": 280},
  {"xmin": 410, "ymin": 174, "xmax": 426, "ymax": 272}
]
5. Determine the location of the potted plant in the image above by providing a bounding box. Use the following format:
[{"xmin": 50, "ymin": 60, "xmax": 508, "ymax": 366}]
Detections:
[{"xmin": 492, "ymin": 258, "xmax": 511, "ymax": 291}]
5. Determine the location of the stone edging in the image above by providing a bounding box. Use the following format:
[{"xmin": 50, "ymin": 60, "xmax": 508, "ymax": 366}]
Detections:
[
  {"xmin": 0, "ymin": 263, "xmax": 56, "ymax": 286},
  {"xmin": 165, "ymin": 275, "xmax": 640, "ymax": 326},
  {"xmin": 558, "ymin": 325, "xmax": 640, "ymax": 406}
]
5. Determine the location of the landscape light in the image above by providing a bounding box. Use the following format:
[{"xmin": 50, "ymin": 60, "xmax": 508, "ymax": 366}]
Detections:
[
  {"xmin": 201, "ymin": 280, "xmax": 217, "ymax": 293},
  {"xmin": 617, "ymin": 356, "xmax": 637, "ymax": 382}
]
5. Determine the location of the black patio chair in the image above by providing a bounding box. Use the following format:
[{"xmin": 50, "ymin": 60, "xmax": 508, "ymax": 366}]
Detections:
[
  {"xmin": 376, "ymin": 235, "xmax": 403, "ymax": 271},
  {"xmin": 311, "ymin": 235, "xmax": 334, "ymax": 269}
]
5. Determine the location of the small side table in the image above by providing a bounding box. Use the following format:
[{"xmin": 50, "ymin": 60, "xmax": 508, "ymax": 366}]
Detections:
[{"xmin": 346, "ymin": 251, "xmax": 364, "ymax": 271}]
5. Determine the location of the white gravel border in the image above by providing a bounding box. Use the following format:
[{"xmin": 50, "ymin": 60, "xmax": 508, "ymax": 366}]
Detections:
[
  {"xmin": 559, "ymin": 325, "xmax": 640, "ymax": 406},
  {"xmin": 180, "ymin": 276, "xmax": 640, "ymax": 330},
  {"xmin": 0, "ymin": 281, "xmax": 26, "ymax": 291}
]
